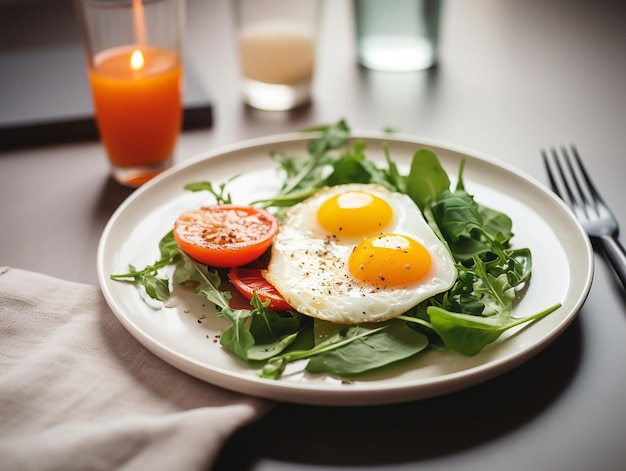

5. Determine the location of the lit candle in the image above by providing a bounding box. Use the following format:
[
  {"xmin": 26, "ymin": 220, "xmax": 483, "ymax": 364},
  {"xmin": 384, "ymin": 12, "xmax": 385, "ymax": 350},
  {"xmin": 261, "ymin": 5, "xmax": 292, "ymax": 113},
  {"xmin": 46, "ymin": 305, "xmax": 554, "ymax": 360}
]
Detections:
[{"xmin": 88, "ymin": 45, "xmax": 182, "ymax": 169}]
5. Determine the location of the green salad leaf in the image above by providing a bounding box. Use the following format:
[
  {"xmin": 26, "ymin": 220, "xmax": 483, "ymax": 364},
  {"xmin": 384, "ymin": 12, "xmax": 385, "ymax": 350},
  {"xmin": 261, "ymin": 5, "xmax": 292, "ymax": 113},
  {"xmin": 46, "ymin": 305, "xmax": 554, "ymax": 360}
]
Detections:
[
  {"xmin": 110, "ymin": 119, "xmax": 562, "ymax": 380},
  {"xmin": 305, "ymin": 320, "xmax": 428, "ymax": 375},
  {"xmin": 109, "ymin": 231, "xmax": 180, "ymax": 301},
  {"xmin": 405, "ymin": 148, "xmax": 451, "ymax": 210}
]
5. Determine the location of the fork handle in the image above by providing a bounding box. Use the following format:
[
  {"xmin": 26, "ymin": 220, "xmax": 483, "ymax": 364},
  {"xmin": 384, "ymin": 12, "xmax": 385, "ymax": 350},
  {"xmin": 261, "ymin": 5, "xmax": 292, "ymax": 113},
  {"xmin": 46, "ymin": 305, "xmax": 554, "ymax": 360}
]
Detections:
[{"xmin": 599, "ymin": 235, "xmax": 626, "ymax": 291}]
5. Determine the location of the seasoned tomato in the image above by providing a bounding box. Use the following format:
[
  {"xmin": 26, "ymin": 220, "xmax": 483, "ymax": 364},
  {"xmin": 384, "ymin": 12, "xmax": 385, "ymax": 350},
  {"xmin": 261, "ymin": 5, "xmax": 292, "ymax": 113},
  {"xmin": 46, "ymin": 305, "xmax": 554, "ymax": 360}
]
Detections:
[
  {"xmin": 173, "ymin": 205, "xmax": 279, "ymax": 268},
  {"xmin": 228, "ymin": 267, "xmax": 293, "ymax": 311}
]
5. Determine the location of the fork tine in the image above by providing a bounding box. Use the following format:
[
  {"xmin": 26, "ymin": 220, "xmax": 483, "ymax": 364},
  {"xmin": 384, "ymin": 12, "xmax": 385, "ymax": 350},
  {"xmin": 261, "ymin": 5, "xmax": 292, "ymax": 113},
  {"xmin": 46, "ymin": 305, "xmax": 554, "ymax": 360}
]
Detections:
[
  {"xmin": 570, "ymin": 145, "xmax": 607, "ymax": 207},
  {"xmin": 550, "ymin": 147, "xmax": 580, "ymax": 208},
  {"xmin": 542, "ymin": 145, "xmax": 626, "ymax": 292},
  {"xmin": 541, "ymin": 149, "xmax": 562, "ymax": 198},
  {"xmin": 560, "ymin": 146, "xmax": 592, "ymax": 217}
]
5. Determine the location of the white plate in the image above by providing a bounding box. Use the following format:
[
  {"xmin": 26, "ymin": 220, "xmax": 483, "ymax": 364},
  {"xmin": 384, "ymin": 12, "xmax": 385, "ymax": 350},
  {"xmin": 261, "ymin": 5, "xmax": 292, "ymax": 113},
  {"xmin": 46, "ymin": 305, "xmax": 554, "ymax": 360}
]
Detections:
[{"xmin": 97, "ymin": 133, "xmax": 593, "ymax": 406}]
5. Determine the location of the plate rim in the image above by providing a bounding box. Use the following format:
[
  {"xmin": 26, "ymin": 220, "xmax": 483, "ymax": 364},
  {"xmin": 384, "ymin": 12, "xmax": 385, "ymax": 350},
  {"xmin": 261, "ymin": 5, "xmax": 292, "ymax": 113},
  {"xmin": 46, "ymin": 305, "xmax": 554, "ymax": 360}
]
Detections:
[{"xmin": 97, "ymin": 131, "xmax": 594, "ymax": 406}]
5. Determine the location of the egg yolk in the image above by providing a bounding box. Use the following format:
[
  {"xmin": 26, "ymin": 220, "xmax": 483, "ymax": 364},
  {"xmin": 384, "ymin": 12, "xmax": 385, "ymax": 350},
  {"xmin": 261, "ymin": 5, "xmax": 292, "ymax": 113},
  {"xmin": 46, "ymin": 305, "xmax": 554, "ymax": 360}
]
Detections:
[
  {"xmin": 317, "ymin": 191, "xmax": 393, "ymax": 237},
  {"xmin": 348, "ymin": 234, "xmax": 432, "ymax": 288}
]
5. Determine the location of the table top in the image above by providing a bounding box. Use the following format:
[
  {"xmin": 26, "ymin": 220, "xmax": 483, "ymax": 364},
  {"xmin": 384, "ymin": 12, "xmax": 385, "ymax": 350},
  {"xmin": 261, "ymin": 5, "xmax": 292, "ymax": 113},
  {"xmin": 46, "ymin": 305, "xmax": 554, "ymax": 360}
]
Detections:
[{"xmin": 1, "ymin": 0, "xmax": 625, "ymax": 470}]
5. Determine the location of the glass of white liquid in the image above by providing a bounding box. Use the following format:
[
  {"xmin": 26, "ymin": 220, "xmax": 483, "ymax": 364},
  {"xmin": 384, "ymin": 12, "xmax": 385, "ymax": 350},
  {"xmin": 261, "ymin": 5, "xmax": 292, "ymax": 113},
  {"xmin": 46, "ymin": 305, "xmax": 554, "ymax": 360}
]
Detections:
[
  {"xmin": 354, "ymin": 0, "xmax": 442, "ymax": 72},
  {"xmin": 234, "ymin": 0, "xmax": 320, "ymax": 111}
]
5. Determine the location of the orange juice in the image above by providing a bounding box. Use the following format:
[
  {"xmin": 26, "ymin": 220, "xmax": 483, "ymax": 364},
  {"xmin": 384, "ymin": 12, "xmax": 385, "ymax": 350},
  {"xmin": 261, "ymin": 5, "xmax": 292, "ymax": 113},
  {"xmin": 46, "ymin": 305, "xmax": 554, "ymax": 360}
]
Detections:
[{"xmin": 88, "ymin": 45, "xmax": 182, "ymax": 168}]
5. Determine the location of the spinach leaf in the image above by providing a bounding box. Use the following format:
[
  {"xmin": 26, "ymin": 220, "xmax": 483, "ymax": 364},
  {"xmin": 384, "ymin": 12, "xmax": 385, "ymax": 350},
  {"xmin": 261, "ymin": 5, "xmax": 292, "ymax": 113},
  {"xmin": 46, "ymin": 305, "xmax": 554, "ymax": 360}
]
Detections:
[
  {"xmin": 325, "ymin": 142, "xmax": 395, "ymax": 189},
  {"xmin": 405, "ymin": 148, "xmax": 451, "ymax": 210},
  {"xmin": 247, "ymin": 330, "xmax": 302, "ymax": 362},
  {"xmin": 479, "ymin": 205, "xmax": 513, "ymax": 244},
  {"xmin": 305, "ymin": 320, "xmax": 428, "ymax": 375},
  {"xmin": 248, "ymin": 301, "xmax": 302, "ymax": 344},
  {"xmin": 259, "ymin": 324, "xmax": 388, "ymax": 380},
  {"xmin": 247, "ymin": 295, "xmax": 306, "ymax": 361},
  {"xmin": 431, "ymin": 189, "xmax": 483, "ymax": 244},
  {"xmin": 218, "ymin": 308, "xmax": 256, "ymax": 361},
  {"xmin": 428, "ymin": 303, "xmax": 561, "ymax": 356}
]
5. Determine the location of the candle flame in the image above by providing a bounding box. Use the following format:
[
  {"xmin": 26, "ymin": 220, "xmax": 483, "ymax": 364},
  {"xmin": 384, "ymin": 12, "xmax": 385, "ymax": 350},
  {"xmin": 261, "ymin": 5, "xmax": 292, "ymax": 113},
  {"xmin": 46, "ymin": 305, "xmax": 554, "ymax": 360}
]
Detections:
[{"xmin": 130, "ymin": 49, "xmax": 144, "ymax": 71}]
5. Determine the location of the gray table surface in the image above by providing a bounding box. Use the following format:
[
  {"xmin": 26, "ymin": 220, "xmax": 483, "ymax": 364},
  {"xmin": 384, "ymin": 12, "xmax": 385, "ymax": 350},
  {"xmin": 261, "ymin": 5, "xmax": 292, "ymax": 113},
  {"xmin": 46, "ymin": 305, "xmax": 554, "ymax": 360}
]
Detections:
[{"xmin": 1, "ymin": 0, "xmax": 625, "ymax": 470}]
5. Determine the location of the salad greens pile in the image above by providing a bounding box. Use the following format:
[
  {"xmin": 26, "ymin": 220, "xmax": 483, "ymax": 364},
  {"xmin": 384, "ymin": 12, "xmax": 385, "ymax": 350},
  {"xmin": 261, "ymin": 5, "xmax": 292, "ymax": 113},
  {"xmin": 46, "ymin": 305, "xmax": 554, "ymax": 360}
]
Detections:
[{"xmin": 111, "ymin": 120, "xmax": 560, "ymax": 380}]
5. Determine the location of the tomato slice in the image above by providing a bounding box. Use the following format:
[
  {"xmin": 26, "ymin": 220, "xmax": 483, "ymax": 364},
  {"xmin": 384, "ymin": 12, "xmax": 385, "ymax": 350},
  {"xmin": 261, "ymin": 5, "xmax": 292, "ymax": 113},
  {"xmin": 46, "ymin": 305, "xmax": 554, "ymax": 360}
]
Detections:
[
  {"xmin": 228, "ymin": 267, "xmax": 293, "ymax": 311},
  {"xmin": 173, "ymin": 205, "xmax": 279, "ymax": 268}
]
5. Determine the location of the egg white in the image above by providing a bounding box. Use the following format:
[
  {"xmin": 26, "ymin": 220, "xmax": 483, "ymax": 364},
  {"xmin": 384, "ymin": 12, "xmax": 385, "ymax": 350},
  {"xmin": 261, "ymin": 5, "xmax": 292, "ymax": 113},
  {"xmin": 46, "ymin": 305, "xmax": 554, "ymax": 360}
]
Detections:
[{"xmin": 264, "ymin": 184, "xmax": 457, "ymax": 324}]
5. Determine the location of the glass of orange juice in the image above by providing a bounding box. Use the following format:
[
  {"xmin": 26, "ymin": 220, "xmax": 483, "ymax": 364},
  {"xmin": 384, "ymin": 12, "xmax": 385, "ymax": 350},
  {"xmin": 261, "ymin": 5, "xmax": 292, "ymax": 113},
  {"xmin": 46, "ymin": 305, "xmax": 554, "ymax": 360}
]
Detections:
[
  {"xmin": 234, "ymin": 0, "xmax": 320, "ymax": 111},
  {"xmin": 75, "ymin": 0, "xmax": 185, "ymax": 187}
]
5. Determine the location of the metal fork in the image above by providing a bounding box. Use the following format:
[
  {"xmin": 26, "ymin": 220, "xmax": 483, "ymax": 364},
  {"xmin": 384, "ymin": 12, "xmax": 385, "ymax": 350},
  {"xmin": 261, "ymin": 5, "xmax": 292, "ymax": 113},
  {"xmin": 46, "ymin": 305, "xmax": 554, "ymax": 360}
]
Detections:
[{"xmin": 542, "ymin": 145, "xmax": 626, "ymax": 290}]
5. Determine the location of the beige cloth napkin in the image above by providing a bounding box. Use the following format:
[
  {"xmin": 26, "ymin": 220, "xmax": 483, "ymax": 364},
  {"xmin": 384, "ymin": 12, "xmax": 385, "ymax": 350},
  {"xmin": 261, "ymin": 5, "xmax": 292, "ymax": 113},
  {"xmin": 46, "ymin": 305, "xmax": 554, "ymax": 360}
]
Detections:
[{"xmin": 0, "ymin": 267, "xmax": 275, "ymax": 470}]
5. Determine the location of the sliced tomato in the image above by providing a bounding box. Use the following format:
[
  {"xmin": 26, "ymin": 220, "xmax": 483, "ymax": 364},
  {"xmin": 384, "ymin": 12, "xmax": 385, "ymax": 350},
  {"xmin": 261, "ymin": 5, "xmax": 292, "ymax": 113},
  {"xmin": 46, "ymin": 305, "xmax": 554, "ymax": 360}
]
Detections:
[
  {"xmin": 173, "ymin": 205, "xmax": 279, "ymax": 268},
  {"xmin": 228, "ymin": 267, "xmax": 293, "ymax": 311}
]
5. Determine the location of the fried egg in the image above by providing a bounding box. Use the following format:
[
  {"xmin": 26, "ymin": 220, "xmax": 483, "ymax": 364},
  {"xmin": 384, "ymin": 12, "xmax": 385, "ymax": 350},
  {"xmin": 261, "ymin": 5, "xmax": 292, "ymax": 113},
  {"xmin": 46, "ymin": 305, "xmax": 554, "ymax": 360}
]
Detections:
[{"xmin": 264, "ymin": 183, "xmax": 457, "ymax": 324}]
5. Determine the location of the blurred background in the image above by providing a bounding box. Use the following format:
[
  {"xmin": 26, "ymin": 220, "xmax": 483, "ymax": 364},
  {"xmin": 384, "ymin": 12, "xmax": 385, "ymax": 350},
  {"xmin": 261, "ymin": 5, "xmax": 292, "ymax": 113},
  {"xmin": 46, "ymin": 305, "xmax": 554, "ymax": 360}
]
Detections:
[
  {"xmin": 2, "ymin": 0, "xmax": 625, "ymax": 168},
  {"xmin": 1, "ymin": 0, "xmax": 625, "ymax": 278}
]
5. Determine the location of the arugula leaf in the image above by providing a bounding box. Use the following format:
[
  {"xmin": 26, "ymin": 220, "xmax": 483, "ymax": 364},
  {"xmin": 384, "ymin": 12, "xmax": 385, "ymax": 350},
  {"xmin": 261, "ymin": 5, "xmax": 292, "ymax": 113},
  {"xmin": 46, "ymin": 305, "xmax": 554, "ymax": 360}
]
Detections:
[
  {"xmin": 470, "ymin": 255, "xmax": 516, "ymax": 315},
  {"xmin": 183, "ymin": 176, "xmax": 237, "ymax": 205},
  {"xmin": 303, "ymin": 119, "xmax": 350, "ymax": 155},
  {"xmin": 505, "ymin": 248, "xmax": 532, "ymax": 286},
  {"xmin": 110, "ymin": 230, "xmax": 180, "ymax": 302},
  {"xmin": 278, "ymin": 121, "xmax": 349, "ymax": 196},
  {"xmin": 159, "ymin": 230, "xmax": 180, "ymax": 259},
  {"xmin": 383, "ymin": 144, "xmax": 407, "ymax": 193},
  {"xmin": 250, "ymin": 121, "xmax": 350, "ymax": 210}
]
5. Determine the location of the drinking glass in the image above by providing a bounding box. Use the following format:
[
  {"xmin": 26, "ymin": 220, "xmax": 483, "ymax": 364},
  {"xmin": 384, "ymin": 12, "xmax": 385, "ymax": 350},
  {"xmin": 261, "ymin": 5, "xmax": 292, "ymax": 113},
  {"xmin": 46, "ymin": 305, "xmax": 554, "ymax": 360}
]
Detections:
[
  {"xmin": 354, "ymin": 0, "xmax": 442, "ymax": 72},
  {"xmin": 234, "ymin": 0, "xmax": 320, "ymax": 111},
  {"xmin": 75, "ymin": 0, "xmax": 185, "ymax": 187}
]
